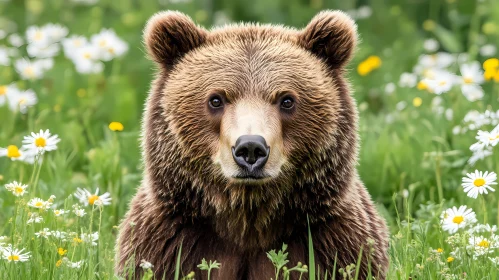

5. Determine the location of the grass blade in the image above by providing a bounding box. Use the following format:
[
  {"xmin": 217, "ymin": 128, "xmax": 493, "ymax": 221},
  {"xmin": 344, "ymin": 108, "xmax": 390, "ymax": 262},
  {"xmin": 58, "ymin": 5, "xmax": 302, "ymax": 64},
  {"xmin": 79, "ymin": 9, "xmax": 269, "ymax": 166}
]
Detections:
[
  {"xmin": 174, "ymin": 242, "xmax": 183, "ymax": 280},
  {"xmin": 307, "ymin": 215, "xmax": 316, "ymax": 280}
]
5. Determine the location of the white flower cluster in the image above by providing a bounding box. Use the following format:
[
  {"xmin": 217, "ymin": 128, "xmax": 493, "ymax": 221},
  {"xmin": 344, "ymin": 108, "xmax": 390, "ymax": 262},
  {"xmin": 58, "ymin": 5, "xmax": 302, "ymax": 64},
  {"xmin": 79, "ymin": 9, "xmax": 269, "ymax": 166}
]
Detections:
[
  {"xmin": 62, "ymin": 29, "xmax": 128, "ymax": 74},
  {"xmin": 0, "ymin": 24, "xmax": 127, "ymax": 77},
  {"xmin": 398, "ymin": 53, "xmax": 485, "ymax": 102}
]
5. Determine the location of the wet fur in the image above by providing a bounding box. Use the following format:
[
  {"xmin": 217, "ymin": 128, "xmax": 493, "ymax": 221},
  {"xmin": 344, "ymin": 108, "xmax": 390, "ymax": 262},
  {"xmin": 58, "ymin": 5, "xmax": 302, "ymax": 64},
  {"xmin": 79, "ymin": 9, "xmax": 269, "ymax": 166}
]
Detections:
[{"xmin": 116, "ymin": 10, "xmax": 389, "ymax": 280}]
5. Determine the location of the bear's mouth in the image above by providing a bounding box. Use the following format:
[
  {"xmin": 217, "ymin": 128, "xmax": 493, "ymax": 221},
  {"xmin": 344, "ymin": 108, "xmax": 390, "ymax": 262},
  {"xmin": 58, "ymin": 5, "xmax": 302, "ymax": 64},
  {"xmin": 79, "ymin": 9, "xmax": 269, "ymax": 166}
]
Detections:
[{"xmin": 232, "ymin": 169, "xmax": 270, "ymax": 182}]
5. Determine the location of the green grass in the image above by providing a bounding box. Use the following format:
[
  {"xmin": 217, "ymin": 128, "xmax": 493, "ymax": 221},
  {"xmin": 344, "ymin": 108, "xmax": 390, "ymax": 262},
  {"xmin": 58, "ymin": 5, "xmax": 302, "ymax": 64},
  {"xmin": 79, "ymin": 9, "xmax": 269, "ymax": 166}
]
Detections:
[{"xmin": 1, "ymin": 0, "xmax": 499, "ymax": 279}]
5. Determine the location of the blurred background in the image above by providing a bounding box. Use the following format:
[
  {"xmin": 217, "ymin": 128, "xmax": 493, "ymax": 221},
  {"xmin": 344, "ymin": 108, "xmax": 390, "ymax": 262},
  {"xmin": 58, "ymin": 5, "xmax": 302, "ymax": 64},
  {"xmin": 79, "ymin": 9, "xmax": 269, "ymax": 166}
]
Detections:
[{"xmin": 1, "ymin": 0, "xmax": 499, "ymax": 238}]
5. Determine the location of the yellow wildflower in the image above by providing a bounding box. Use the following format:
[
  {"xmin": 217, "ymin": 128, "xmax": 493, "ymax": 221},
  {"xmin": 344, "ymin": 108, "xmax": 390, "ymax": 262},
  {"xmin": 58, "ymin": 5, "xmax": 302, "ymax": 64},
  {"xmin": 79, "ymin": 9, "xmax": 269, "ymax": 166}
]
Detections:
[
  {"xmin": 57, "ymin": 248, "xmax": 67, "ymax": 256},
  {"xmin": 109, "ymin": 122, "xmax": 124, "ymax": 131},
  {"xmin": 413, "ymin": 97, "xmax": 423, "ymax": 107}
]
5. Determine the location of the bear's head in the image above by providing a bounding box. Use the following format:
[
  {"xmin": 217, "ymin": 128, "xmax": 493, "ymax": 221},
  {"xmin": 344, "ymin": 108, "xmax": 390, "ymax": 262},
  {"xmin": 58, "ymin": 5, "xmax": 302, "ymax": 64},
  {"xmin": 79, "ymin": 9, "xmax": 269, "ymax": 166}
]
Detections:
[{"xmin": 142, "ymin": 11, "xmax": 359, "ymax": 242}]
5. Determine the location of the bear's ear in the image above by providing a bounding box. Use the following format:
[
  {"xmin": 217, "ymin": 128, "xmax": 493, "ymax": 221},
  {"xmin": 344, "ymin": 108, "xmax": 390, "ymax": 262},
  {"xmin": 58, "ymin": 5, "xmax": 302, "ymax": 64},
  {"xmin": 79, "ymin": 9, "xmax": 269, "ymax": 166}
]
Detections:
[
  {"xmin": 298, "ymin": 11, "xmax": 358, "ymax": 69},
  {"xmin": 143, "ymin": 11, "xmax": 207, "ymax": 70}
]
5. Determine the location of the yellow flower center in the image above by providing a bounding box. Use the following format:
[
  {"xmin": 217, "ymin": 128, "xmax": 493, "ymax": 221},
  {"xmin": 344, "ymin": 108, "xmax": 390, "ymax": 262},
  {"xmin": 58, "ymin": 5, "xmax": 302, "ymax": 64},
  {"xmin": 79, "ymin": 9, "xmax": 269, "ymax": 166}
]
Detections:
[
  {"xmin": 463, "ymin": 77, "xmax": 473, "ymax": 84},
  {"xmin": 83, "ymin": 52, "xmax": 91, "ymax": 59},
  {"xmin": 74, "ymin": 40, "xmax": 82, "ymax": 47},
  {"xmin": 88, "ymin": 195, "xmax": 99, "ymax": 205},
  {"xmin": 35, "ymin": 201, "xmax": 44, "ymax": 207},
  {"xmin": 0, "ymin": 85, "xmax": 6, "ymax": 95},
  {"xmin": 34, "ymin": 31, "xmax": 43, "ymax": 41},
  {"xmin": 54, "ymin": 210, "xmax": 60, "ymax": 215},
  {"xmin": 473, "ymin": 178, "xmax": 486, "ymax": 187},
  {"xmin": 6, "ymin": 145, "xmax": 21, "ymax": 158},
  {"xmin": 417, "ymin": 81, "xmax": 428, "ymax": 90},
  {"xmin": 108, "ymin": 47, "xmax": 115, "ymax": 54},
  {"xmin": 439, "ymin": 81, "xmax": 447, "ymax": 86},
  {"xmin": 452, "ymin": 216, "xmax": 464, "ymax": 224},
  {"xmin": 478, "ymin": 240, "xmax": 490, "ymax": 248},
  {"xmin": 447, "ymin": 257, "xmax": 454, "ymax": 263},
  {"xmin": 437, "ymin": 248, "xmax": 443, "ymax": 253},
  {"xmin": 14, "ymin": 186, "xmax": 24, "ymax": 194},
  {"xmin": 8, "ymin": 255, "xmax": 19, "ymax": 261},
  {"xmin": 24, "ymin": 67, "xmax": 35, "ymax": 78},
  {"xmin": 56, "ymin": 259, "xmax": 62, "ymax": 267},
  {"xmin": 35, "ymin": 137, "xmax": 46, "ymax": 147},
  {"xmin": 99, "ymin": 40, "xmax": 107, "ymax": 47}
]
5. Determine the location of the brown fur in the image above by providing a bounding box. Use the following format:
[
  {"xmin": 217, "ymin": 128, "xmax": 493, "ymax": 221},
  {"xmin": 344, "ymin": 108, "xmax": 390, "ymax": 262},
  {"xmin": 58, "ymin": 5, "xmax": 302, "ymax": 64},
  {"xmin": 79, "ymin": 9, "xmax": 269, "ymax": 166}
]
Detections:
[{"xmin": 116, "ymin": 10, "xmax": 389, "ymax": 280}]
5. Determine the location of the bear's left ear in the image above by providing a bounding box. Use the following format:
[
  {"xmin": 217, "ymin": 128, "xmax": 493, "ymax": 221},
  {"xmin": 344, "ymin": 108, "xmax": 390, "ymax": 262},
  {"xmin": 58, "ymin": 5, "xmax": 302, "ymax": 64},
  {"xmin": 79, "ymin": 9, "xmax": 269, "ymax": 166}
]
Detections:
[
  {"xmin": 143, "ymin": 11, "xmax": 207, "ymax": 70},
  {"xmin": 298, "ymin": 11, "xmax": 358, "ymax": 69}
]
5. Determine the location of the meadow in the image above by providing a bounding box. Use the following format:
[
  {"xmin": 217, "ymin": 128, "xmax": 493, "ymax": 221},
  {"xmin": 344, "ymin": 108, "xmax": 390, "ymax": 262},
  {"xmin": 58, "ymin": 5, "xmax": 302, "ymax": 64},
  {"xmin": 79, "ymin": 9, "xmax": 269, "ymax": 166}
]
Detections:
[{"xmin": 1, "ymin": 0, "xmax": 499, "ymax": 279}]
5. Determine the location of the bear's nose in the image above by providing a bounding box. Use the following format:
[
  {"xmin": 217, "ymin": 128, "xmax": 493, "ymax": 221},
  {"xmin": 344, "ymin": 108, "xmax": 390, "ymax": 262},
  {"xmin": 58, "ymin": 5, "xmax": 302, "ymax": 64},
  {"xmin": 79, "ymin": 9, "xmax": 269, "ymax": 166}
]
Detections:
[{"xmin": 232, "ymin": 135, "xmax": 270, "ymax": 171}]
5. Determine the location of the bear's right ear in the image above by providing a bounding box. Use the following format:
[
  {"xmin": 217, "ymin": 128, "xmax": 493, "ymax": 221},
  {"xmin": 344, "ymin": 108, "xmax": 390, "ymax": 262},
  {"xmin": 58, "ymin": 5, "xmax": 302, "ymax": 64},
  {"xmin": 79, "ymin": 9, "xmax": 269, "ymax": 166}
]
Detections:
[{"xmin": 143, "ymin": 11, "xmax": 207, "ymax": 70}]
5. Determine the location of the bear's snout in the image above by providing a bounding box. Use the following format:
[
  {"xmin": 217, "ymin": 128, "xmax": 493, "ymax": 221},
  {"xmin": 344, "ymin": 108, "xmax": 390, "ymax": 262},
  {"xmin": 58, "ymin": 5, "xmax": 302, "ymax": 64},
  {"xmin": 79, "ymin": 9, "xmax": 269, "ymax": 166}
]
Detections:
[{"xmin": 231, "ymin": 135, "xmax": 270, "ymax": 177}]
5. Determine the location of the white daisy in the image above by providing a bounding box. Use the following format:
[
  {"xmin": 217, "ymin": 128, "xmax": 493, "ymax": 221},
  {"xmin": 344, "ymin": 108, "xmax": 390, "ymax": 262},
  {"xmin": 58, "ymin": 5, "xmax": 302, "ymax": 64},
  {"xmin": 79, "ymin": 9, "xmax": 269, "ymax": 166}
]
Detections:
[
  {"xmin": 27, "ymin": 197, "xmax": 49, "ymax": 209},
  {"xmin": 27, "ymin": 212, "xmax": 43, "ymax": 224},
  {"xmin": 4, "ymin": 181, "xmax": 28, "ymax": 197},
  {"xmin": 72, "ymin": 44, "xmax": 103, "ymax": 74},
  {"xmin": 27, "ymin": 43, "xmax": 60, "ymax": 58},
  {"xmin": 423, "ymin": 39, "xmax": 439, "ymax": 52},
  {"xmin": 460, "ymin": 62, "xmax": 484, "ymax": 85},
  {"xmin": 441, "ymin": 205, "xmax": 477, "ymax": 234},
  {"xmin": 414, "ymin": 53, "xmax": 455, "ymax": 74},
  {"xmin": 90, "ymin": 28, "xmax": 128, "ymax": 61},
  {"xmin": 398, "ymin": 72, "xmax": 418, "ymax": 88},
  {"xmin": 468, "ymin": 147, "xmax": 493, "ymax": 165},
  {"xmin": 0, "ymin": 84, "xmax": 19, "ymax": 107},
  {"xmin": 35, "ymin": 228, "xmax": 52, "ymax": 239},
  {"xmin": 2, "ymin": 246, "xmax": 30, "ymax": 262},
  {"xmin": 140, "ymin": 259, "xmax": 154, "ymax": 270},
  {"xmin": 461, "ymin": 84, "xmax": 484, "ymax": 102},
  {"xmin": 44, "ymin": 23, "xmax": 68, "ymax": 42},
  {"xmin": 14, "ymin": 58, "xmax": 44, "ymax": 80},
  {"xmin": 7, "ymin": 89, "xmax": 38, "ymax": 113},
  {"xmin": 51, "ymin": 231, "xmax": 67, "ymax": 240},
  {"xmin": 462, "ymin": 170, "xmax": 497, "ymax": 199},
  {"xmin": 74, "ymin": 187, "xmax": 112, "ymax": 207},
  {"xmin": 22, "ymin": 129, "xmax": 61, "ymax": 154},
  {"xmin": 8, "ymin": 34, "xmax": 24, "ymax": 47},
  {"xmin": 480, "ymin": 44, "xmax": 497, "ymax": 57},
  {"xmin": 470, "ymin": 125, "xmax": 499, "ymax": 151},
  {"xmin": 468, "ymin": 223, "xmax": 498, "ymax": 234},
  {"xmin": 423, "ymin": 70, "xmax": 456, "ymax": 94},
  {"xmin": 62, "ymin": 35, "xmax": 88, "ymax": 60},
  {"xmin": 68, "ymin": 260, "xmax": 84, "ymax": 268},
  {"xmin": 53, "ymin": 209, "xmax": 69, "ymax": 216},
  {"xmin": 26, "ymin": 26, "xmax": 50, "ymax": 47},
  {"xmin": 468, "ymin": 235, "xmax": 495, "ymax": 257},
  {"xmin": 72, "ymin": 205, "xmax": 86, "ymax": 217},
  {"xmin": 0, "ymin": 46, "xmax": 9, "ymax": 66},
  {"xmin": 80, "ymin": 232, "xmax": 99, "ymax": 246}
]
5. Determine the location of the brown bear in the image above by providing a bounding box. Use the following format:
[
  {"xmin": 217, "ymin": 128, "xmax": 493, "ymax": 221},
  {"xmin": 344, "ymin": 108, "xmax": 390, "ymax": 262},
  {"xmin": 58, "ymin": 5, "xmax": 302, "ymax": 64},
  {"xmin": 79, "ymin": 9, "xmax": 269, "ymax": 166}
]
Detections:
[{"xmin": 116, "ymin": 10, "xmax": 389, "ymax": 280}]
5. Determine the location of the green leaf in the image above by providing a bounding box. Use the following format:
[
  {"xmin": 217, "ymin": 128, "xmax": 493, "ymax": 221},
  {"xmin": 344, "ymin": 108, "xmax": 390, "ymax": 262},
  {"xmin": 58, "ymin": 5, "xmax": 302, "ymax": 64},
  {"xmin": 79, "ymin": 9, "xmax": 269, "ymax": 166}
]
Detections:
[{"xmin": 432, "ymin": 25, "xmax": 462, "ymax": 53}]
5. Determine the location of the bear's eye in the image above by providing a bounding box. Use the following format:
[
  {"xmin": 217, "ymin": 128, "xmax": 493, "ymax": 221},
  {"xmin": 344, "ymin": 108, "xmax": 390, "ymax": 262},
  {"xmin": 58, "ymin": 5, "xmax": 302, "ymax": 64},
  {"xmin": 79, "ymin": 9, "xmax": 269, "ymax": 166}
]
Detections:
[
  {"xmin": 209, "ymin": 96, "xmax": 223, "ymax": 108},
  {"xmin": 280, "ymin": 97, "xmax": 294, "ymax": 110}
]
